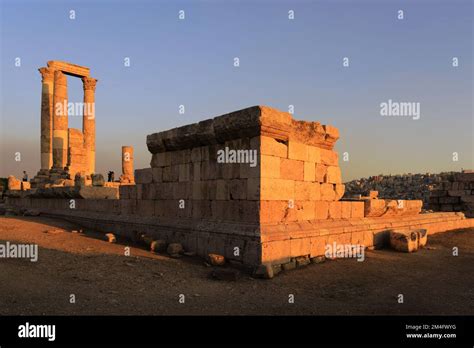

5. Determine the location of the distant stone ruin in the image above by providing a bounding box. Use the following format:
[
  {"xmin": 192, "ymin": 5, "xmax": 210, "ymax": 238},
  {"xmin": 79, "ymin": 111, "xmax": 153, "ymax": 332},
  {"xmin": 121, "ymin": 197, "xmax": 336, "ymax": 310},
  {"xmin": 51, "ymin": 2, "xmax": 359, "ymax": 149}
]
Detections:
[{"xmin": 34, "ymin": 61, "xmax": 97, "ymax": 185}]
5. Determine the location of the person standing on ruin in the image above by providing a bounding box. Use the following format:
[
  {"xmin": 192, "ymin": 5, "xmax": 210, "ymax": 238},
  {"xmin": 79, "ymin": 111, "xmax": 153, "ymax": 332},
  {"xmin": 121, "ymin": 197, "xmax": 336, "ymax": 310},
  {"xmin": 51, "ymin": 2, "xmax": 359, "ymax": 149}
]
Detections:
[
  {"xmin": 22, "ymin": 171, "xmax": 28, "ymax": 182},
  {"xmin": 107, "ymin": 171, "xmax": 115, "ymax": 182}
]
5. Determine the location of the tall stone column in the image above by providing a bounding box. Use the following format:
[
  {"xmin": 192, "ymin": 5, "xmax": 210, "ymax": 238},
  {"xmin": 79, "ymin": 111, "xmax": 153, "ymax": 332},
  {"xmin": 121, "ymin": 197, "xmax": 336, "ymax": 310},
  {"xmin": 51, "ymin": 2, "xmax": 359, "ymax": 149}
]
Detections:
[
  {"xmin": 82, "ymin": 77, "xmax": 97, "ymax": 174},
  {"xmin": 52, "ymin": 70, "xmax": 68, "ymax": 169},
  {"xmin": 121, "ymin": 146, "xmax": 134, "ymax": 183},
  {"xmin": 38, "ymin": 67, "xmax": 55, "ymax": 170}
]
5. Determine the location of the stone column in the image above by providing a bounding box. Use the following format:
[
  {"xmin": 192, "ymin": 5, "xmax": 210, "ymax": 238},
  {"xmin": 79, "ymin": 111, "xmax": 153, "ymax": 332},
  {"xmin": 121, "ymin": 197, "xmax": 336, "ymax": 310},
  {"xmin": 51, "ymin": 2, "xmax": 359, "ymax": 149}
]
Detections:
[
  {"xmin": 121, "ymin": 146, "xmax": 134, "ymax": 182},
  {"xmin": 82, "ymin": 77, "xmax": 97, "ymax": 174},
  {"xmin": 52, "ymin": 70, "xmax": 68, "ymax": 169},
  {"xmin": 39, "ymin": 67, "xmax": 55, "ymax": 170}
]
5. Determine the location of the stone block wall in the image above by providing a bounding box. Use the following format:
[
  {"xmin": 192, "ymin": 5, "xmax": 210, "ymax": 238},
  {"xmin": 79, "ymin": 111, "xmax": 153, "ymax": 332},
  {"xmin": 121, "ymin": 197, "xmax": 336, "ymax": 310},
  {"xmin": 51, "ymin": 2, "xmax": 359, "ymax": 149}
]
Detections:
[
  {"xmin": 429, "ymin": 171, "xmax": 474, "ymax": 217},
  {"xmin": 122, "ymin": 105, "xmax": 364, "ymax": 225}
]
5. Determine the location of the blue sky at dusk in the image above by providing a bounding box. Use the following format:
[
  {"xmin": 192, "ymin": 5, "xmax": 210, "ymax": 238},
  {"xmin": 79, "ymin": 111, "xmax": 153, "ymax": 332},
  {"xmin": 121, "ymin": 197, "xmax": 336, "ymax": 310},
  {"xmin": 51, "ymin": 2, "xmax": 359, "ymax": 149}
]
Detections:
[{"xmin": 1, "ymin": 0, "xmax": 472, "ymax": 180}]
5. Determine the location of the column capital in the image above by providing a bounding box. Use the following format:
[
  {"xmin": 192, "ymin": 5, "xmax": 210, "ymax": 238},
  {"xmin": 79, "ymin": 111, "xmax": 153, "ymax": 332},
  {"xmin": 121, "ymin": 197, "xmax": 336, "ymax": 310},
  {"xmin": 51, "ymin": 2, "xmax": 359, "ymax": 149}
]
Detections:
[
  {"xmin": 38, "ymin": 67, "xmax": 55, "ymax": 83},
  {"xmin": 82, "ymin": 77, "xmax": 98, "ymax": 92}
]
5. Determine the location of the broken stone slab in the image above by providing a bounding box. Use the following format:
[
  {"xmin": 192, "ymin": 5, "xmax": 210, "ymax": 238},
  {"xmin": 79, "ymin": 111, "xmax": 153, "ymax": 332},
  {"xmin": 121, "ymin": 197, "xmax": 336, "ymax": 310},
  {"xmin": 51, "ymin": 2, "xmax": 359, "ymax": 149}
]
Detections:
[{"xmin": 389, "ymin": 229, "xmax": 427, "ymax": 253}]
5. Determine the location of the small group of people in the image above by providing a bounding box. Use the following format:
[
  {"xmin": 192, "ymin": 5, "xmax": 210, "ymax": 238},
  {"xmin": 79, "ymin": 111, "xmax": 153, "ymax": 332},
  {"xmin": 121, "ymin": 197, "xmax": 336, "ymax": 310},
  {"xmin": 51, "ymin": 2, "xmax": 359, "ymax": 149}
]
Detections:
[{"xmin": 107, "ymin": 171, "xmax": 115, "ymax": 182}]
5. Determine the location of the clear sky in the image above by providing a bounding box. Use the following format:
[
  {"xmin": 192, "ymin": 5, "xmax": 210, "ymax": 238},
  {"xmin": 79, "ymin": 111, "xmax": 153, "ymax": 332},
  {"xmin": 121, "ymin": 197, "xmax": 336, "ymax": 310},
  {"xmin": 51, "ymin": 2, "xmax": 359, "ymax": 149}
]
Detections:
[{"xmin": 1, "ymin": 0, "xmax": 472, "ymax": 181}]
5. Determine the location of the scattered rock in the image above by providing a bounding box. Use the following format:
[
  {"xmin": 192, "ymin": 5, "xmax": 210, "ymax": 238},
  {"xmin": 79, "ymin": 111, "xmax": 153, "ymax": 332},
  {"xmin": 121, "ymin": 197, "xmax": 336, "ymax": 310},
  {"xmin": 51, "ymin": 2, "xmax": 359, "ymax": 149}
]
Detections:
[
  {"xmin": 272, "ymin": 264, "xmax": 282, "ymax": 276},
  {"xmin": 208, "ymin": 253, "xmax": 225, "ymax": 266},
  {"xmin": 390, "ymin": 229, "xmax": 419, "ymax": 252},
  {"xmin": 105, "ymin": 233, "xmax": 116, "ymax": 243},
  {"xmin": 167, "ymin": 243, "xmax": 183, "ymax": 255},
  {"xmin": 211, "ymin": 268, "xmax": 239, "ymax": 281},
  {"xmin": 150, "ymin": 240, "xmax": 167, "ymax": 253},
  {"xmin": 295, "ymin": 256, "xmax": 310, "ymax": 267},
  {"xmin": 417, "ymin": 229, "xmax": 428, "ymax": 248},
  {"xmin": 253, "ymin": 264, "xmax": 273, "ymax": 279},
  {"xmin": 311, "ymin": 255, "xmax": 326, "ymax": 264},
  {"xmin": 282, "ymin": 260, "xmax": 296, "ymax": 271}
]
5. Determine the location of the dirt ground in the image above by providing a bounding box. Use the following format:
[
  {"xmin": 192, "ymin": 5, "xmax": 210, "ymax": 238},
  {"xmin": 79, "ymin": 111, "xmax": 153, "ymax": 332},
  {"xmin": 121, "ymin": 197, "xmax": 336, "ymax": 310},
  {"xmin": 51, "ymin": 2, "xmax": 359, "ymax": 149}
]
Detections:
[{"xmin": 0, "ymin": 216, "xmax": 472, "ymax": 315}]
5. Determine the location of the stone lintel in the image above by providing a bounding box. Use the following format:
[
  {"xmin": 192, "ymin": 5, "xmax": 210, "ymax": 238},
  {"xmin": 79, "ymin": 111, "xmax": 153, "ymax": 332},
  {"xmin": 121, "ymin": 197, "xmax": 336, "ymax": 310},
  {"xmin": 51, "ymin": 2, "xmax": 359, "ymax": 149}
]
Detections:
[
  {"xmin": 47, "ymin": 60, "xmax": 90, "ymax": 77},
  {"xmin": 146, "ymin": 106, "xmax": 339, "ymax": 154}
]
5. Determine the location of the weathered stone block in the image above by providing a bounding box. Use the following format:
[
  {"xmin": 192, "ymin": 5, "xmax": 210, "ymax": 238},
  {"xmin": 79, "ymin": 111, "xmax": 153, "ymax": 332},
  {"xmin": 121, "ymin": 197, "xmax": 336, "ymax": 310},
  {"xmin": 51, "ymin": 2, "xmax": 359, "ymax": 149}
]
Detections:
[
  {"xmin": 296, "ymin": 201, "xmax": 315, "ymax": 221},
  {"xmin": 390, "ymin": 229, "xmax": 419, "ymax": 253},
  {"xmin": 261, "ymin": 155, "xmax": 280, "ymax": 178},
  {"xmin": 320, "ymin": 183, "xmax": 336, "ymax": 201},
  {"xmin": 315, "ymin": 201, "xmax": 329, "ymax": 219},
  {"xmin": 328, "ymin": 201, "xmax": 342, "ymax": 219},
  {"xmin": 307, "ymin": 146, "xmax": 321, "ymax": 163},
  {"xmin": 315, "ymin": 164, "xmax": 327, "ymax": 182},
  {"xmin": 152, "ymin": 167, "xmax": 162, "ymax": 183},
  {"xmin": 320, "ymin": 149, "xmax": 338, "ymax": 166},
  {"xmin": 295, "ymin": 181, "xmax": 319, "ymax": 201},
  {"xmin": 341, "ymin": 201, "xmax": 352, "ymax": 218},
  {"xmin": 178, "ymin": 163, "xmax": 191, "ymax": 182},
  {"xmin": 260, "ymin": 200, "xmax": 296, "ymax": 223},
  {"xmin": 364, "ymin": 199, "xmax": 386, "ymax": 217},
  {"xmin": 325, "ymin": 166, "xmax": 342, "ymax": 184},
  {"xmin": 280, "ymin": 158, "xmax": 304, "ymax": 181},
  {"xmin": 260, "ymin": 178, "xmax": 294, "ymax": 201},
  {"xmin": 135, "ymin": 168, "xmax": 153, "ymax": 184},
  {"xmin": 304, "ymin": 161, "xmax": 315, "ymax": 182},
  {"xmin": 351, "ymin": 202, "xmax": 364, "ymax": 218},
  {"xmin": 288, "ymin": 141, "xmax": 307, "ymax": 161},
  {"xmin": 228, "ymin": 179, "xmax": 247, "ymax": 200}
]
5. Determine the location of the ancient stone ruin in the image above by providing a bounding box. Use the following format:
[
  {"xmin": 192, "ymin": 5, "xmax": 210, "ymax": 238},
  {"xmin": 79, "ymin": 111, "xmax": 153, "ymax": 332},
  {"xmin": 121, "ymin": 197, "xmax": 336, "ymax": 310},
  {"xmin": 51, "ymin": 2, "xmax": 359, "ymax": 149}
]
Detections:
[
  {"xmin": 4, "ymin": 62, "xmax": 474, "ymax": 275},
  {"xmin": 33, "ymin": 61, "xmax": 97, "ymax": 186},
  {"xmin": 6, "ymin": 61, "xmax": 135, "ymax": 199}
]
